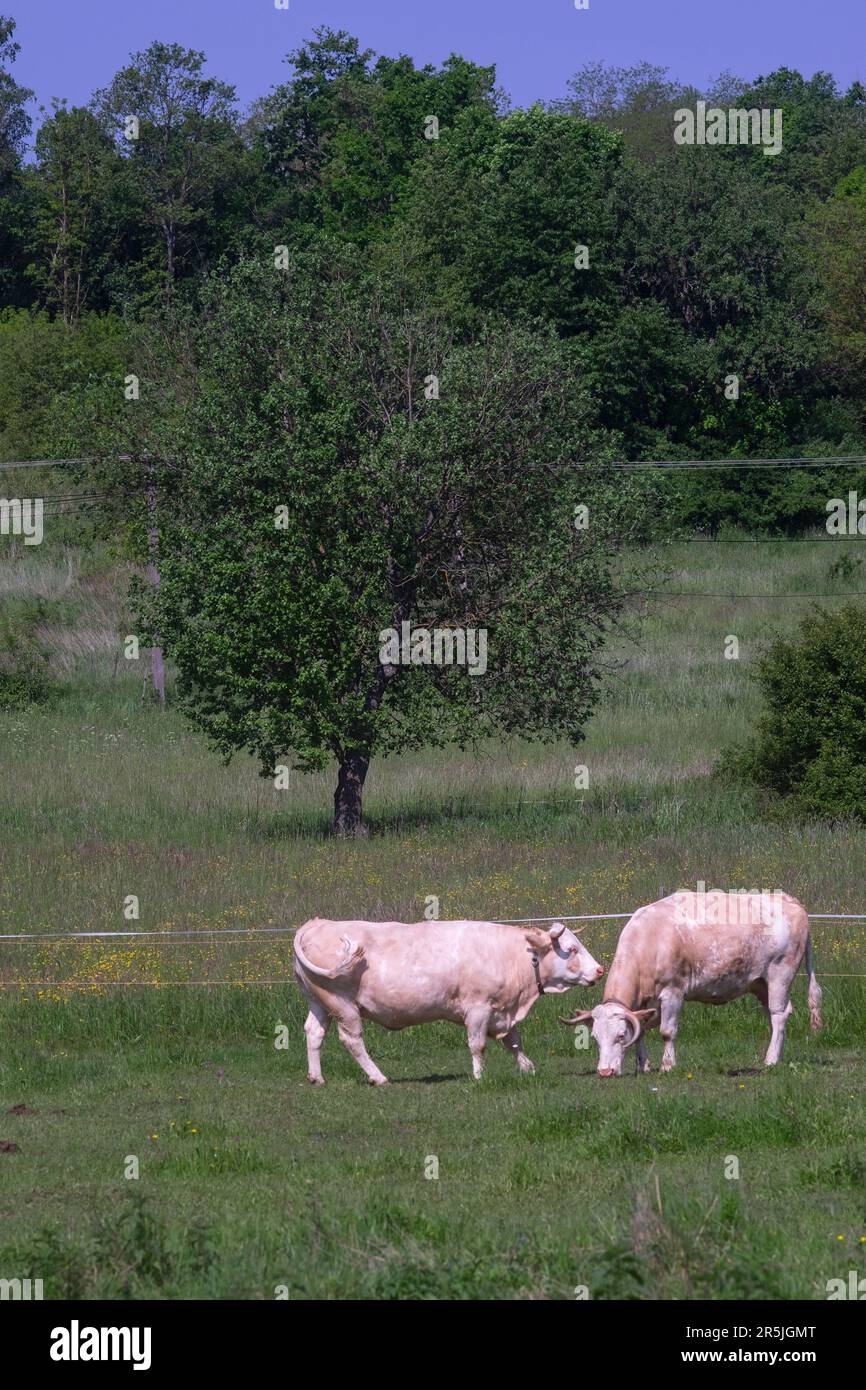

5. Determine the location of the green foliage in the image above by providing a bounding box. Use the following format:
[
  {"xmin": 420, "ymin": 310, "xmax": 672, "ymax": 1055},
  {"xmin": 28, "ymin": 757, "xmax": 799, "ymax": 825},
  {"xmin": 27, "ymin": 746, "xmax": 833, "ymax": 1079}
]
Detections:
[
  {"xmin": 27, "ymin": 103, "xmax": 121, "ymax": 323},
  {"xmin": 724, "ymin": 604, "xmax": 866, "ymax": 818},
  {"xmin": 0, "ymin": 14, "xmax": 31, "ymax": 175},
  {"xmin": 114, "ymin": 238, "xmax": 660, "ymax": 828},
  {"xmin": 20, "ymin": 1192, "xmax": 217, "ymax": 1299},
  {"xmin": 807, "ymin": 165, "xmax": 866, "ymax": 395},
  {"xmin": 0, "ymin": 15, "xmax": 33, "ymax": 306},
  {"xmin": 0, "ymin": 29, "xmax": 863, "ymax": 525},
  {"xmin": 0, "ymin": 600, "xmax": 56, "ymax": 708},
  {"xmin": 0, "ymin": 308, "xmax": 130, "ymax": 461},
  {"xmin": 259, "ymin": 27, "xmax": 499, "ymax": 241},
  {"xmin": 400, "ymin": 104, "xmax": 622, "ymax": 333},
  {"xmin": 90, "ymin": 41, "xmax": 250, "ymax": 309}
]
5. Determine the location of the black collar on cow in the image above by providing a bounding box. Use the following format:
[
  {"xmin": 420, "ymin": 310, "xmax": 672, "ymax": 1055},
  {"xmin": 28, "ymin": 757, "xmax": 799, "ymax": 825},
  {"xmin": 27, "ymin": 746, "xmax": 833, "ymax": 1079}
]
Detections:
[{"xmin": 530, "ymin": 950, "xmax": 545, "ymax": 996}]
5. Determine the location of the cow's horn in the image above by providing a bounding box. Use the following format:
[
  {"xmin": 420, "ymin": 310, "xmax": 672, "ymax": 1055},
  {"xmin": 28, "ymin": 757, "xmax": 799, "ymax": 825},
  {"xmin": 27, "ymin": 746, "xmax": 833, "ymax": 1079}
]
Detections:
[
  {"xmin": 549, "ymin": 922, "xmax": 565, "ymax": 939},
  {"xmin": 559, "ymin": 1011, "xmax": 592, "ymax": 1027}
]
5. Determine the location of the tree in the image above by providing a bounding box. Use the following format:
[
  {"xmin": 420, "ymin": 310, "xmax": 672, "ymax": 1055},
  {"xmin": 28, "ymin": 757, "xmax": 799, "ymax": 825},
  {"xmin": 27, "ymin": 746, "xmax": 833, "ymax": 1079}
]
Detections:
[
  {"xmin": 92, "ymin": 42, "xmax": 242, "ymax": 304},
  {"xmin": 807, "ymin": 166, "xmax": 866, "ymax": 397},
  {"xmin": 555, "ymin": 60, "xmax": 705, "ymax": 162},
  {"xmin": 0, "ymin": 15, "xmax": 33, "ymax": 307},
  {"xmin": 0, "ymin": 14, "xmax": 29, "ymax": 174},
  {"xmin": 259, "ymin": 27, "xmax": 500, "ymax": 241},
  {"xmin": 735, "ymin": 68, "xmax": 866, "ymax": 199},
  {"xmin": 29, "ymin": 103, "xmax": 119, "ymax": 324},
  {"xmin": 132, "ymin": 238, "xmax": 653, "ymax": 833},
  {"xmin": 399, "ymin": 105, "xmax": 622, "ymax": 335}
]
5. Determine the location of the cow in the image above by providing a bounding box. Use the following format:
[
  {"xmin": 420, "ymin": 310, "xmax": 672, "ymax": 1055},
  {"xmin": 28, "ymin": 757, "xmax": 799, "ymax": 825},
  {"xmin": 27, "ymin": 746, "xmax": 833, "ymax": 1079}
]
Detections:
[
  {"xmin": 293, "ymin": 917, "xmax": 604, "ymax": 1085},
  {"xmin": 559, "ymin": 890, "xmax": 822, "ymax": 1077}
]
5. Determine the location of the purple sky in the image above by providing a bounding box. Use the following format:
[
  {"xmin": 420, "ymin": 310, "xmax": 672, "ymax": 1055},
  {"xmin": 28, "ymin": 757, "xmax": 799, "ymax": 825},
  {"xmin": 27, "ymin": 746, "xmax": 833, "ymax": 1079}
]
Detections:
[{"xmin": 11, "ymin": 0, "xmax": 866, "ymax": 120}]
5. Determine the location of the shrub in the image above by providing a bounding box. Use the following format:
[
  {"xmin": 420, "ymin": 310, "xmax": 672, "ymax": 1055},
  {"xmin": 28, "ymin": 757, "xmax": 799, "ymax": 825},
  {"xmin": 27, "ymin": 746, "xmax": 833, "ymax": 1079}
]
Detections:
[
  {"xmin": 0, "ymin": 609, "xmax": 56, "ymax": 708},
  {"xmin": 723, "ymin": 604, "xmax": 866, "ymax": 819}
]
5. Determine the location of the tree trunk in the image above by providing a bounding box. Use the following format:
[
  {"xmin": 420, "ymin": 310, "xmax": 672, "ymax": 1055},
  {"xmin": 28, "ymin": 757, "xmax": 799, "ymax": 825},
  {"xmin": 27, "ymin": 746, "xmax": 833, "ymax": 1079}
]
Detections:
[
  {"xmin": 333, "ymin": 751, "xmax": 370, "ymax": 837},
  {"xmin": 146, "ymin": 469, "xmax": 166, "ymax": 707}
]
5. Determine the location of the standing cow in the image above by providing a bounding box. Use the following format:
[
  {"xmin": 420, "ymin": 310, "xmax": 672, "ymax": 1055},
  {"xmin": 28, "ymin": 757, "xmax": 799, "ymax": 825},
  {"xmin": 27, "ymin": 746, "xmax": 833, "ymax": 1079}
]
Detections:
[
  {"xmin": 560, "ymin": 890, "xmax": 822, "ymax": 1076},
  {"xmin": 293, "ymin": 917, "xmax": 604, "ymax": 1084}
]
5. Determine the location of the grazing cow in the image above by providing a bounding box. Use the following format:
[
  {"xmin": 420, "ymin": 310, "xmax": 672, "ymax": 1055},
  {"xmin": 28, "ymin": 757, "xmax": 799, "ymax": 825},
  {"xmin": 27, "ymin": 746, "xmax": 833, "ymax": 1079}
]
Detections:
[
  {"xmin": 293, "ymin": 918, "xmax": 604, "ymax": 1085},
  {"xmin": 560, "ymin": 890, "xmax": 822, "ymax": 1076}
]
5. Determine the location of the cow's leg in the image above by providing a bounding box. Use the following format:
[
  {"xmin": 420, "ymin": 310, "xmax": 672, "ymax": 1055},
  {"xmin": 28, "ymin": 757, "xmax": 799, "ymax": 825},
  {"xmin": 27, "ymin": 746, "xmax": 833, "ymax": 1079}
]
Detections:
[
  {"xmin": 763, "ymin": 968, "xmax": 794, "ymax": 1066},
  {"xmin": 304, "ymin": 998, "xmax": 332, "ymax": 1085},
  {"xmin": 466, "ymin": 1008, "xmax": 491, "ymax": 1080},
  {"xmin": 751, "ymin": 977, "xmax": 769, "ymax": 1019},
  {"xmin": 751, "ymin": 978, "xmax": 772, "ymax": 1038},
  {"xmin": 635, "ymin": 1035, "xmax": 651, "ymax": 1074},
  {"xmin": 501, "ymin": 1026, "xmax": 535, "ymax": 1075},
  {"xmin": 659, "ymin": 990, "xmax": 682, "ymax": 1072},
  {"xmin": 335, "ymin": 1007, "xmax": 389, "ymax": 1086}
]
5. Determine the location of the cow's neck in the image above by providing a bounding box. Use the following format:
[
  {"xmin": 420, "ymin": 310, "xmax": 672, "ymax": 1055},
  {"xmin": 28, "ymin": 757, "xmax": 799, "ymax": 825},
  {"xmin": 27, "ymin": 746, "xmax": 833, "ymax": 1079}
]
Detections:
[
  {"xmin": 513, "ymin": 949, "xmax": 549, "ymax": 1022},
  {"xmin": 603, "ymin": 955, "xmax": 643, "ymax": 1010}
]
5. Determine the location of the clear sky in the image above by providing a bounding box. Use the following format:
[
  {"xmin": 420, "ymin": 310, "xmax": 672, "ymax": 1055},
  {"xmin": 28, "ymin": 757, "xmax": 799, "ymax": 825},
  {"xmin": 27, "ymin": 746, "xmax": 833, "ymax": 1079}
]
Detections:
[{"xmin": 10, "ymin": 0, "xmax": 866, "ymax": 119}]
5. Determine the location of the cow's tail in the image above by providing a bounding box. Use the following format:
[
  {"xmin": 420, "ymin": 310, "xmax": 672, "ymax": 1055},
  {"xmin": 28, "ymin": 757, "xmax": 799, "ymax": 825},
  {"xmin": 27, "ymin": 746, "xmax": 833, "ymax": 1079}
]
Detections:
[
  {"xmin": 293, "ymin": 922, "xmax": 365, "ymax": 980},
  {"xmin": 803, "ymin": 930, "xmax": 823, "ymax": 1031}
]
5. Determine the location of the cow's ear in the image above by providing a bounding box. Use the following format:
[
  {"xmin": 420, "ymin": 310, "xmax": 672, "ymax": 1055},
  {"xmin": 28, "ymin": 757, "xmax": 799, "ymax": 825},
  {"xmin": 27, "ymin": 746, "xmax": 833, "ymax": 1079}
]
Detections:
[
  {"xmin": 632, "ymin": 1008, "xmax": 658, "ymax": 1028},
  {"xmin": 525, "ymin": 928, "xmax": 553, "ymax": 952}
]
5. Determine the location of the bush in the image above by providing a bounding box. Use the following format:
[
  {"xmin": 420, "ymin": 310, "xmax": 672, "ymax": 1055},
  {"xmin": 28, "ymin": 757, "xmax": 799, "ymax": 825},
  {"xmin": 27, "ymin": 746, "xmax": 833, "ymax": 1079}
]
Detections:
[
  {"xmin": 0, "ymin": 608, "xmax": 56, "ymax": 708},
  {"xmin": 723, "ymin": 604, "xmax": 866, "ymax": 818},
  {"xmin": 0, "ymin": 308, "xmax": 129, "ymax": 462}
]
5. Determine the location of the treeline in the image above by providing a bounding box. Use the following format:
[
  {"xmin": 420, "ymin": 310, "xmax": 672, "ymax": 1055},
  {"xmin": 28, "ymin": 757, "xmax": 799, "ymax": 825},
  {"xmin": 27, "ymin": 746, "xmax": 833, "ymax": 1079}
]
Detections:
[{"xmin": 2, "ymin": 19, "xmax": 866, "ymax": 529}]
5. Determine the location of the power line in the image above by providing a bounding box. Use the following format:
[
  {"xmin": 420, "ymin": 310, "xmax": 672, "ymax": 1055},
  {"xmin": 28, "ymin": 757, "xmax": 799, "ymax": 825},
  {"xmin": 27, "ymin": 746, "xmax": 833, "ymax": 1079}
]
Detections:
[
  {"xmin": 670, "ymin": 537, "xmax": 866, "ymax": 544},
  {"xmin": 3, "ymin": 453, "xmax": 866, "ymax": 474},
  {"xmin": 0, "ymin": 456, "xmax": 134, "ymax": 473},
  {"xmin": 612, "ymin": 456, "xmax": 866, "ymax": 472},
  {"xmin": 640, "ymin": 591, "xmax": 866, "ymax": 599},
  {"xmin": 0, "ymin": 458, "xmax": 87, "ymax": 472},
  {"xmin": 1, "ymin": 911, "xmax": 863, "ymax": 942}
]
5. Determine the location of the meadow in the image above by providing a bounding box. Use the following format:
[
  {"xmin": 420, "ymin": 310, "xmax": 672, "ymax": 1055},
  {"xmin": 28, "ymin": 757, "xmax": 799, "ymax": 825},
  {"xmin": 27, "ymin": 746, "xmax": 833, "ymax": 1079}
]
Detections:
[{"xmin": 1, "ymin": 526, "xmax": 866, "ymax": 1299}]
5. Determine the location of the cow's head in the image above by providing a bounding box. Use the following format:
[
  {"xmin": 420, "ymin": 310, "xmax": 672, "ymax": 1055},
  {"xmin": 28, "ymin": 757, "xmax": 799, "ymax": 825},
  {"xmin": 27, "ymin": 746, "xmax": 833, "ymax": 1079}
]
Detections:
[
  {"xmin": 526, "ymin": 923, "xmax": 604, "ymax": 990},
  {"xmin": 559, "ymin": 1000, "xmax": 658, "ymax": 1076}
]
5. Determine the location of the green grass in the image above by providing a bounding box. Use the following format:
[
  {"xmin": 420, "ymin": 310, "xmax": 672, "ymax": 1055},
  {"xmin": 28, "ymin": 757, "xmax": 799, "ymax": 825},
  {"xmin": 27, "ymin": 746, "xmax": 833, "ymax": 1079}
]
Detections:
[
  {"xmin": 2, "ymin": 988, "xmax": 865, "ymax": 1299},
  {"xmin": 1, "ymin": 530, "xmax": 865, "ymax": 1298}
]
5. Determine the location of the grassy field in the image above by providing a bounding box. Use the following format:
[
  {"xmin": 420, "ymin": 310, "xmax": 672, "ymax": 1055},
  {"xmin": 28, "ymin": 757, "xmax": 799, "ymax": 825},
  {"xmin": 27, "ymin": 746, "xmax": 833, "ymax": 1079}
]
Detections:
[{"xmin": 1, "ymin": 529, "xmax": 866, "ymax": 1299}]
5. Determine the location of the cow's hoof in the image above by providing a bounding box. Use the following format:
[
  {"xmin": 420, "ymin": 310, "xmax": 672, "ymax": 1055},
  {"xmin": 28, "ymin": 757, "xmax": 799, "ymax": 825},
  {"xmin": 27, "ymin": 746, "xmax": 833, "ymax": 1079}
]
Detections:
[
  {"xmin": 308, "ymin": 1075, "xmax": 325, "ymax": 1086},
  {"xmin": 519, "ymin": 1061, "xmax": 536, "ymax": 1075},
  {"xmin": 369, "ymin": 1076, "xmax": 389, "ymax": 1086}
]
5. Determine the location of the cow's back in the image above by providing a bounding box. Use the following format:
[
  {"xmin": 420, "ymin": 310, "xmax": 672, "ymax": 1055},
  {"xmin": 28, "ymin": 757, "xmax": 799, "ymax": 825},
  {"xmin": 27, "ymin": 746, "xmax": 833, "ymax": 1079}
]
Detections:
[{"xmin": 606, "ymin": 892, "xmax": 811, "ymax": 1005}]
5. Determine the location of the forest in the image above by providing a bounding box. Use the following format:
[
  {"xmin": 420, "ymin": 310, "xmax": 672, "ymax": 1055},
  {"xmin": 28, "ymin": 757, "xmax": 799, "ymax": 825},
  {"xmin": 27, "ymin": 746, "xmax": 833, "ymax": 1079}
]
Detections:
[{"xmin": 0, "ymin": 16, "xmax": 865, "ymax": 535}]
